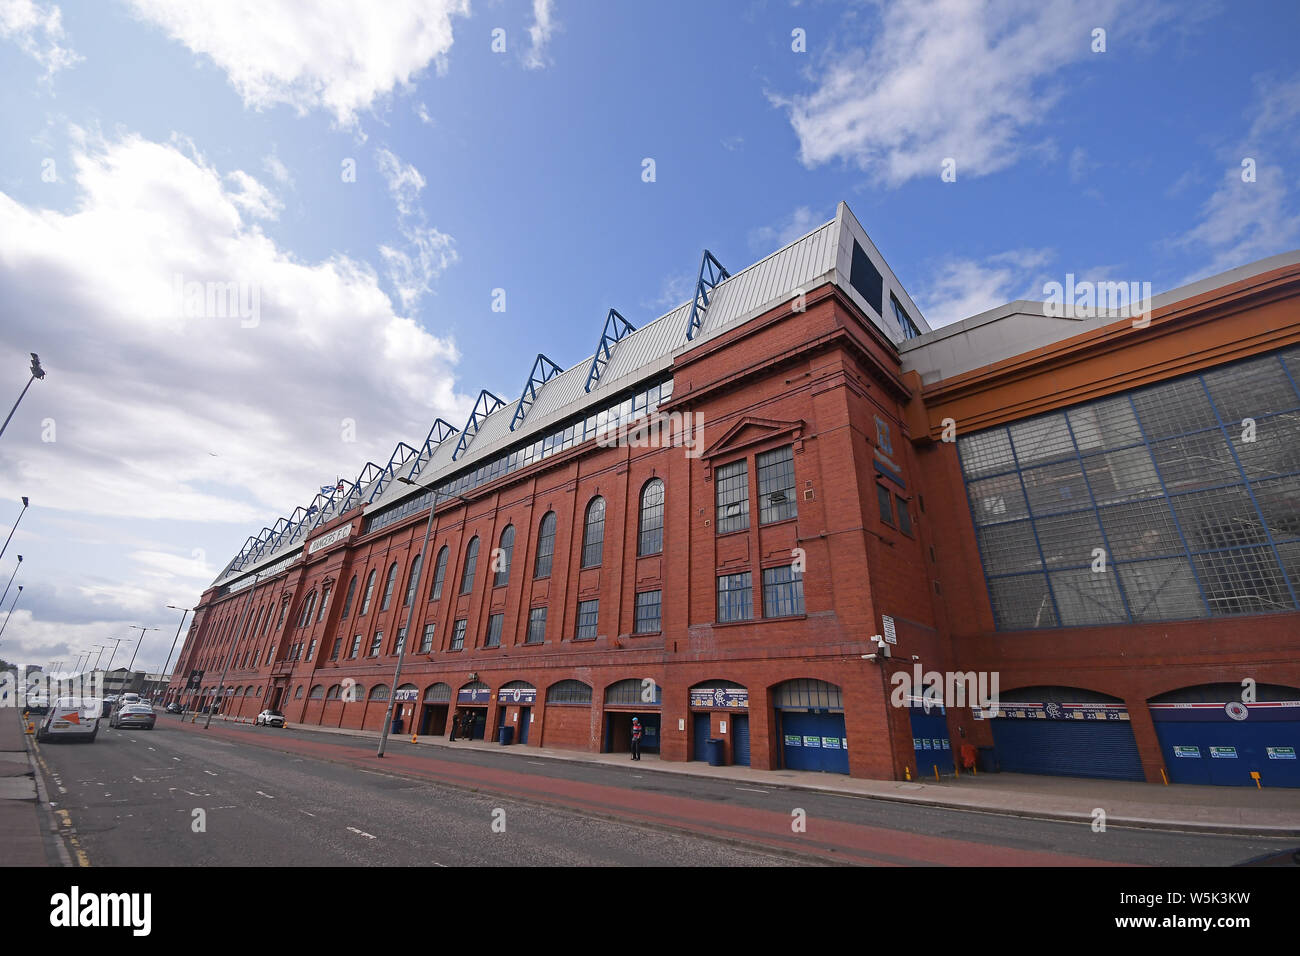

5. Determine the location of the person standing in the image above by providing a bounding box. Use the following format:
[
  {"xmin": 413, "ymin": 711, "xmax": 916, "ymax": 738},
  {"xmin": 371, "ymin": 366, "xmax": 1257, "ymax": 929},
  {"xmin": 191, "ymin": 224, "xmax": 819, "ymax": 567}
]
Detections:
[
  {"xmin": 449, "ymin": 711, "xmax": 460, "ymax": 741},
  {"xmin": 630, "ymin": 717, "xmax": 642, "ymax": 761}
]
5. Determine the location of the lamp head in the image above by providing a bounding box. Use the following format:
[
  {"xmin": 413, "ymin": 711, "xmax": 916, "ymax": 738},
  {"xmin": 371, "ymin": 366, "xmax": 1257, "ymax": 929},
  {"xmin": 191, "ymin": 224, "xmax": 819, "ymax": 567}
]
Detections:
[
  {"xmin": 21, "ymin": 497, "xmax": 29, "ymax": 508},
  {"xmin": 29, "ymin": 354, "xmax": 44, "ymax": 380}
]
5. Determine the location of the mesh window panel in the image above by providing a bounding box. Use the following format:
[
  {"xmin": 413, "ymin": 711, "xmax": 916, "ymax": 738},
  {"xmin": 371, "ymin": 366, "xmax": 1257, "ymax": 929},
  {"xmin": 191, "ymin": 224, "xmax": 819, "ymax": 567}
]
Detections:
[
  {"xmin": 1021, "ymin": 460, "xmax": 1089, "ymax": 515},
  {"xmin": 575, "ymin": 600, "xmax": 599, "ymax": 639},
  {"xmin": 1118, "ymin": 558, "xmax": 1207, "ymax": 621},
  {"xmin": 1033, "ymin": 511, "xmax": 1105, "ymax": 568},
  {"xmin": 762, "ymin": 565, "xmax": 805, "ymax": 617},
  {"xmin": 959, "ymin": 429, "xmax": 1015, "ymax": 479},
  {"xmin": 773, "ymin": 679, "xmax": 842, "ymax": 710},
  {"xmin": 1048, "ymin": 567, "xmax": 1127, "ymax": 625},
  {"xmin": 1203, "ymin": 354, "xmax": 1300, "ymax": 423},
  {"xmin": 526, "ymin": 607, "xmax": 547, "ymax": 643},
  {"xmin": 1274, "ymin": 540, "xmax": 1300, "ymax": 597},
  {"xmin": 1149, "ymin": 430, "xmax": 1241, "ymax": 493},
  {"xmin": 1250, "ymin": 474, "xmax": 1300, "ymax": 542},
  {"xmin": 1098, "ymin": 498, "xmax": 1184, "ymax": 560},
  {"xmin": 1131, "ymin": 377, "xmax": 1218, "ymax": 438},
  {"xmin": 967, "ymin": 473, "xmax": 1028, "ymax": 525},
  {"xmin": 1009, "ymin": 414, "xmax": 1075, "ymax": 466},
  {"xmin": 987, "ymin": 574, "xmax": 1058, "ymax": 629},
  {"xmin": 715, "ymin": 461, "xmax": 750, "ymax": 533},
  {"xmin": 1193, "ymin": 546, "xmax": 1294, "ymax": 614},
  {"xmin": 976, "ymin": 520, "xmax": 1042, "ymax": 574},
  {"xmin": 757, "ymin": 446, "xmax": 797, "ymax": 524},
  {"xmin": 1282, "ymin": 347, "xmax": 1300, "ymax": 389},
  {"xmin": 546, "ymin": 680, "xmax": 592, "ymax": 704},
  {"xmin": 1171, "ymin": 485, "xmax": 1267, "ymax": 551},
  {"xmin": 1233, "ymin": 412, "xmax": 1300, "ymax": 481},
  {"xmin": 1068, "ymin": 397, "xmax": 1144, "ymax": 454},
  {"xmin": 1083, "ymin": 446, "xmax": 1164, "ymax": 505},
  {"xmin": 717, "ymin": 572, "xmax": 753, "ymax": 622}
]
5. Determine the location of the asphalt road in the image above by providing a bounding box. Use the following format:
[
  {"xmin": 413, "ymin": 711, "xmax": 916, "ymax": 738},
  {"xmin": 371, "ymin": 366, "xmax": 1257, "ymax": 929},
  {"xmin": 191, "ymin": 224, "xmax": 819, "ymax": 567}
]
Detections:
[{"xmin": 33, "ymin": 715, "xmax": 1297, "ymax": 867}]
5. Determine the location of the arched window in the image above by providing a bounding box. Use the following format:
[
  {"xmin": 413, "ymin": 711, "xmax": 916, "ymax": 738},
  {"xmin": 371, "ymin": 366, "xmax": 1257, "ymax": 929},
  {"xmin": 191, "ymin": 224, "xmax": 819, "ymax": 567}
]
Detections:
[
  {"xmin": 360, "ymin": 569, "xmax": 378, "ymax": 616},
  {"xmin": 294, "ymin": 685, "xmax": 304, "ymax": 699},
  {"xmin": 380, "ymin": 561, "xmax": 399, "ymax": 611},
  {"xmin": 369, "ymin": 684, "xmax": 391, "ymax": 701},
  {"xmin": 340, "ymin": 574, "xmax": 358, "ymax": 620},
  {"xmin": 638, "ymin": 478, "xmax": 664, "ymax": 556},
  {"xmin": 404, "ymin": 554, "xmax": 422, "ymax": 606},
  {"xmin": 460, "ymin": 537, "xmax": 480, "ymax": 595},
  {"xmin": 581, "ymin": 497, "xmax": 605, "ymax": 568},
  {"xmin": 429, "ymin": 546, "xmax": 450, "ymax": 601},
  {"xmin": 534, "ymin": 512, "xmax": 557, "ymax": 579},
  {"xmin": 326, "ymin": 684, "xmax": 341, "ymax": 700},
  {"xmin": 299, "ymin": 592, "xmax": 316, "ymax": 628},
  {"xmin": 309, "ymin": 685, "xmax": 324, "ymax": 699},
  {"xmin": 494, "ymin": 525, "xmax": 515, "ymax": 587},
  {"xmin": 316, "ymin": 583, "xmax": 331, "ymax": 622}
]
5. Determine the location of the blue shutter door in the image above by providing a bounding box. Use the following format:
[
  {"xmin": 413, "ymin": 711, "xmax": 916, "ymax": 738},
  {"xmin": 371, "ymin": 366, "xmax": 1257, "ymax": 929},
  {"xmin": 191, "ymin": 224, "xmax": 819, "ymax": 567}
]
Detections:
[
  {"xmin": 780, "ymin": 711, "xmax": 849, "ymax": 774},
  {"xmin": 732, "ymin": 714, "xmax": 751, "ymax": 766},
  {"xmin": 1153, "ymin": 711, "xmax": 1300, "ymax": 788},
  {"xmin": 692, "ymin": 712, "xmax": 711, "ymax": 761},
  {"xmin": 908, "ymin": 705, "xmax": 954, "ymax": 774},
  {"xmin": 991, "ymin": 717, "xmax": 1144, "ymax": 781}
]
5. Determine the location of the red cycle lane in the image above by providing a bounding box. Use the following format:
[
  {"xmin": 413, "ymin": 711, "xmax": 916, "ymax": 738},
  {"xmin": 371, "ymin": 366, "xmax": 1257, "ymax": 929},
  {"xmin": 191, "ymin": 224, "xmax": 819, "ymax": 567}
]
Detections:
[{"xmin": 174, "ymin": 721, "xmax": 1123, "ymax": 867}]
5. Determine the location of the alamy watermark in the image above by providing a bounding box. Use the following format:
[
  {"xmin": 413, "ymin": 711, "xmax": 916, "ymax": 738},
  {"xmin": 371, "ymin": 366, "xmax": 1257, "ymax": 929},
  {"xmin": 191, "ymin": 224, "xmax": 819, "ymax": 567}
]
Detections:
[
  {"xmin": 173, "ymin": 273, "xmax": 261, "ymax": 328},
  {"xmin": 1043, "ymin": 274, "xmax": 1152, "ymax": 328},
  {"xmin": 596, "ymin": 410, "xmax": 705, "ymax": 458},
  {"xmin": 889, "ymin": 664, "xmax": 1000, "ymax": 715}
]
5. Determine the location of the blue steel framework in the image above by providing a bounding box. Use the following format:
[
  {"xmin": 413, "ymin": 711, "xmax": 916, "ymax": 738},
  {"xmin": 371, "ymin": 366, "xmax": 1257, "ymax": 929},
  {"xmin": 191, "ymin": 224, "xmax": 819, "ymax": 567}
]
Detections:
[
  {"xmin": 451, "ymin": 390, "xmax": 506, "ymax": 461},
  {"xmin": 511, "ymin": 354, "xmax": 564, "ymax": 430},
  {"xmin": 583, "ymin": 309, "xmax": 635, "ymax": 393},
  {"xmin": 684, "ymin": 250, "xmax": 730, "ymax": 341},
  {"xmin": 958, "ymin": 346, "xmax": 1300, "ymax": 630}
]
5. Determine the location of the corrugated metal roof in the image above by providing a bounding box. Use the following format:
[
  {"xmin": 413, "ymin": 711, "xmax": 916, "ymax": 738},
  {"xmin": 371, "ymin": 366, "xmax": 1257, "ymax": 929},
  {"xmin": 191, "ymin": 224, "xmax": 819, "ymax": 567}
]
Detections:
[{"xmin": 214, "ymin": 203, "xmax": 908, "ymax": 587}]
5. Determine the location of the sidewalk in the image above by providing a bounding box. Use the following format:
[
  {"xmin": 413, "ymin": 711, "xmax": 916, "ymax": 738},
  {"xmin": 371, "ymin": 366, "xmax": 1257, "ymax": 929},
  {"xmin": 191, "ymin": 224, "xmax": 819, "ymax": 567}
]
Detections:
[
  {"xmin": 0, "ymin": 707, "xmax": 52, "ymax": 866},
  {"xmin": 203, "ymin": 713, "xmax": 1300, "ymax": 837}
]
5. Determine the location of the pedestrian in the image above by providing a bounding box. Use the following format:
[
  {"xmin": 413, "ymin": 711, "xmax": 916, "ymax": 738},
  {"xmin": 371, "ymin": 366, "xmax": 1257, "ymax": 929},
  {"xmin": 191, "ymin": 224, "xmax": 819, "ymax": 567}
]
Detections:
[
  {"xmin": 449, "ymin": 711, "xmax": 459, "ymax": 741},
  {"xmin": 630, "ymin": 717, "xmax": 642, "ymax": 760}
]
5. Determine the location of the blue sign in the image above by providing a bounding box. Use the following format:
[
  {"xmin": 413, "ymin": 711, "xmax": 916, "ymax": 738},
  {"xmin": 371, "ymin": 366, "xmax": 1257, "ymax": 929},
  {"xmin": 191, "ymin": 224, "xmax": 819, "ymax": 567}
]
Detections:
[
  {"xmin": 497, "ymin": 686, "xmax": 537, "ymax": 704},
  {"xmin": 690, "ymin": 686, "xmax": 749, "ymax": 709},
  {"xmin": 458, "ymin": 686, "xmax": 491, "ymax": 704}
]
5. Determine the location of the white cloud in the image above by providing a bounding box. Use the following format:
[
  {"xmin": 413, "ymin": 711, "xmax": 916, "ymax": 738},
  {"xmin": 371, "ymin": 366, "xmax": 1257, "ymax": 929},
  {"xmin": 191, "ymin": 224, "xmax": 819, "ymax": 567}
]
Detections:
[
  {"xmin": 261, "ymin": 152, "xmax": 292, "ymax": 186},
  {"xmin": 0, "ymin": 0, "xmax": 80, "ymax": 76},
  {"xmin": 374, "ymin": 147, "xmax": 459, "ymax": 309},
  {"xmin": 919, "ymin": 248, "xmax": 1055, "ymax": 328},
  {"xmin": 748, "ymin": 205, "xmax": 829, "ymax": 253},
  {"xmin": 0, "ymin": 129, "xmax": 467, "ymax": 534},
  {"xmin": 523, "ymin": 0, "xmax": 557, "ymax": 70},
  {"xmin": 125, "ymin": 0, "xmax": 471, "ymax": 124},
  {"xmin": 225, "ymin": 169, "xmax": 282, "ymax": 220},
  {"xmin": 775, "ymin": 0, "xmax": 1173, "ymax": 186}
]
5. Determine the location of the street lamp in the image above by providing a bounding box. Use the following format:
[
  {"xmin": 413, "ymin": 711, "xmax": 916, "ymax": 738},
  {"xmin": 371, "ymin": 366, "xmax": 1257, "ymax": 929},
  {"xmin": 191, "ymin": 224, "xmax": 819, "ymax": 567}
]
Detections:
[
  {"xmin": 0, "ymin": 555, "xmax": 21, "ymax": 609},
  {"xmin": 0, "ymin": 354, "xmax": 46, "ymax": 440},
  {"xmin": 0, "ymin": 585, "xmax": 23, "ymax": 641},
  {"xmin": 161, "ymin": 606, "xmax": 192, "ymax": 702},
  {"xmin": 205, "ymin": 571, "xmax": 265, "ymax": 730},
  {"xmin": 91, "ymin": 644, "xmax": 106, "ymax": 670},
  {"xmin": 126, "ymin": 625, "xmax": 159, "ymax": 672},
  {"xmin": 376, "ymin": 477, "xmax": 471, "ymax": 758},
  {"xmin": 0, "ymin": 497, "xmax": 28, "ymax": 563},
  {"xmin": 102, "ymin": 636, "xmax": 126, "ymax": 673}
]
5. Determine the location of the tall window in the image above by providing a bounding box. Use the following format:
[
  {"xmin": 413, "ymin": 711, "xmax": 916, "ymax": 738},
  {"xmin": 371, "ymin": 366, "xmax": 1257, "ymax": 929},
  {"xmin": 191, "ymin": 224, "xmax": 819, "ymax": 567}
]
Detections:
[
  {"xmin": 380, "ymin": 561, "xmax": 399, "ymax": 612},
  {"xmin": 276, "ymin": 598, "xmax": 289, "ymax": 629},
  {"xmin": 895, "ymin": 494, "xmax": 913, "ymax": 536},
  {"xmin": 717, "ymin": 572, "xmax": 753, "ymax": 622},
  {"xmin": 762, "ymin": 565, "xmax": 805, "ymax": 617},
  {"xmin": 330, "ymin": 637, "xmax": 341, "ymax": 661},
  {"xmin": 316, "ymin": 584, "xmax": 331, "ymax": 622},
  {"xmin": 460, "ymin": 537, "xmax": 480, "ymax": 594},
  {"xmin": 582, "ymin": 497, "xmax": 606, "ymax": 568},
  {"xmin": 757, "ymin": 446, "xmax": 797, "ymax": 524},
  {"xmin": 404, "ymin": 554, "xmax": 422, "ymax": 606},
  {"xmin": 485, "ymin": 613, "xmax": 504, "ymax": 648},
  {"xmin": 429, "ymin": 546, "xmax": 449, "ymax": 601},
  {"xmin": 575, "ymin": 599, "xmax": 599, "ymax": 640},
  {"xmin": 534, "ymin": 512, "xmax": 557, "ymax": 579},
  {"xmin": 638, "ymin": 478, "xmax": 664, "ymax": 555},
  {"xmin": 494, "ymin": 525, "xmax": 515, "ymax": 587},
  {"xmin": 450, "ymin": 619, "xmax": 467, "ymax": 651},
  {"xmin": 306, "ymin": 639, "xmax": 317, "ymax": 661},
  {"xmin": 360, "ymin": 569, "xmax": 378, "ymax": 616},
  {"xmin": 299, "ymin": 592, "xmax": 316, "ymax": 628},
  {"xmin": 419, "ymin": 623, "xmax": 435, "ymax": 653},
  {"xmin": 877, "ymin": 484, "xmax": 895, "ymax": 526},
  {"xmin": 394, "ymin": 628, "xmax": 406, "ymax": 655},
  {"xmin": 634, "ymin": 590, "xmax": 662, "ymax": 634},
  {"xmin": 340, "ymin": 575, "xmax": 357, "ymax": 620},
  {"xmin": 526, "ymin": 607, "xmax": 547, "ymax": 644},
  {"xmin": 348, "ymin": 634, "xmax": 361, "ymax": 658},
  {"xmin": 369, "ymin": 631, "xmax": 383, "ymax": 656},
  {"xmin": 716, "ymin": 460, "xmax": 750, "ymax": 533}
]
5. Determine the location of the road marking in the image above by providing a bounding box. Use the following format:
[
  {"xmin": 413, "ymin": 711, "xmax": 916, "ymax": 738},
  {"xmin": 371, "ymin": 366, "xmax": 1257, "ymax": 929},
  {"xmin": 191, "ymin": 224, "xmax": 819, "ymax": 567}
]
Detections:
[
  {"xmin": 203, "ymin": 770, "xmax": 218, "ymax": 776},
  {"xmin": 132, "ymin": 775, "xmax": 144, "ymax": 783},
  {"xmin": 171, "ymin": 757, "xmax": 181, "ymax": 762},
  {"xmin": 299, "ymin": 810, "xmax": 317, "ymax": 818},
  {"xmin": 527, "ymin": 761, "xmax": 545, "ymax": 765},
  {"xmin": 147, "ymin": 747, "xmax": 156, "ymax": 751},
  {"xmin": 255, "ymin": 790, "xmax": 275, "ymax": 799},
  {"xmin": 735, "ymin": 787, "xmax": 770, "ymax": 794},
  {"xmin": 346, "ymin": 827, "xmax": 376, "ymax": 839}
]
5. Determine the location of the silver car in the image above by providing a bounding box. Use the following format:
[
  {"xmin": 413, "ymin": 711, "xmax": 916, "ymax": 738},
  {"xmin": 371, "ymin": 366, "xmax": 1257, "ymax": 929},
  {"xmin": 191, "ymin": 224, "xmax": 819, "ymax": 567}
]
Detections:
[{"xmin": 110, "ymin": 702, "xmax": 157, "ymax": 730}]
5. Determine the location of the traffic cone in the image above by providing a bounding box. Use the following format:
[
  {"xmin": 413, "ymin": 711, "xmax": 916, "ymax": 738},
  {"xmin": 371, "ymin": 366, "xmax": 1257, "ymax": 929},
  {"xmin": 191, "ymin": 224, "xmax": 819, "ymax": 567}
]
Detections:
[
  {"xmin": 25, "ymin": 719, "xmax": 35, "ymax": 734},
  {"xmin": 411, "ymin": 731, "xmax": 418, "ymax": 744}
]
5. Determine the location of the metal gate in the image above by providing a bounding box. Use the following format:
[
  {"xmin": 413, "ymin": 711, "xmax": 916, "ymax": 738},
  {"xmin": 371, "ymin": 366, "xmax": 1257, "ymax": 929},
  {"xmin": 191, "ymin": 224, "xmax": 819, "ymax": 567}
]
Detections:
[
  {"xmin": 908, "ymin": 702, "xmax": 953, "ymax": 774},
  {"xmin": 1152, "ymin": 701, "xmax": 1300, "ymax": 788},
  {"xmin": 989, "ymin": 710, "xmax": 1143, "ymax": 780},
  {"xmin": 779, "ymin": 711, "xmax": 849, "ymax": 774},
  {"xmin": 692, "ymin": 712, "xmax": 711, "ymax": 761},
  {"xmin": 732, "ymin": 714, "xmax": 751, "ymax": 766}
]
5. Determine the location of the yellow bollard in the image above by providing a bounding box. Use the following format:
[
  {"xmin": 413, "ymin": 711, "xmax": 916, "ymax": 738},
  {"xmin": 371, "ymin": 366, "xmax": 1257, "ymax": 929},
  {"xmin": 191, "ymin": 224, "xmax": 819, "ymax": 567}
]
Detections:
[
  {"xmin": 1160, "ymin": 767, "xmax": 1169, "ymax": 785},
  {"xmin": 904, "ymin": 765, "xmax": 911, "ymax": 781},
  {"xmin": 934, "ymin": 764, "xmax": 940, "ymax": 782},
  {"xmin": 411, "ymin": 732, "xmax": 418, "ymax": 744},
  {"xmin": 1251, "ymin": 771, "xmax": 1262, "ymax": 789},
  {"xmin": 25, "ymin": 720, "xmax": 35, "ymax": 734}
]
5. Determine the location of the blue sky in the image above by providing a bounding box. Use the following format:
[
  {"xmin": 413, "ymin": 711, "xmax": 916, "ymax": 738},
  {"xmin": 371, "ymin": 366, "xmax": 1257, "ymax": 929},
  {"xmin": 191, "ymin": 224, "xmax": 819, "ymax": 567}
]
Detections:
[{"xmin": 0, "ymin": 0, "xmax": 1297, "ymax": 672}]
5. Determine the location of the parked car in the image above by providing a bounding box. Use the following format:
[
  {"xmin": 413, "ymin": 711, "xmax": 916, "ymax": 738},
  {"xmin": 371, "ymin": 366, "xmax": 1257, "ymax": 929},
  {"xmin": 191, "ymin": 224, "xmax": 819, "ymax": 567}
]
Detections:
[
  {"xmin": 255, "ymin": 709, "xmax": 285, "ymax": 728},
  {"xmin": 110, "ymin": 702, "xmax": 156, "ymax": 730},
  {"xmin": 36, "ymin": 697, "xmax": 101, "ymax": 743},
  {"xmin": 165, "ymin": 702, "xmax": 182, "ymax": 714}
]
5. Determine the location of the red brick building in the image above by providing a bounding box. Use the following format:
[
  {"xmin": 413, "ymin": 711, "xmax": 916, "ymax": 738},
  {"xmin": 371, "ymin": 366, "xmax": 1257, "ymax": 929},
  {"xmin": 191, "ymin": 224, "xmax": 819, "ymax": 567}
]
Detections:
[{"xmin": 169, "ymin": 204, "xmax": 1300, "ymax": 787}]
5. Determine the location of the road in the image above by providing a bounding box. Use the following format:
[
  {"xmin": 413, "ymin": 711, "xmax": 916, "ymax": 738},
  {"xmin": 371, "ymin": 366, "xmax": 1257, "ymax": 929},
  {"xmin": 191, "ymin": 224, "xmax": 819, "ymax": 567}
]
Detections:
[{"xmin": 32, "ymin": 714, "xmax": 1296, "ymax": 867}]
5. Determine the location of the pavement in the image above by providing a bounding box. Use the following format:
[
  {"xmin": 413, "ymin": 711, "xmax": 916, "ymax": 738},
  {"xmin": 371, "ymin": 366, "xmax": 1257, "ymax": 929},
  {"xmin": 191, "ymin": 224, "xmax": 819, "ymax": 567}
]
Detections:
[
  {"xmin": 0, "ymin": 707, "xmax": 57, "ymax": 867},
  {"xmin": 198, "ymin": 711, "xmax": 1300, "ymax": 838}
]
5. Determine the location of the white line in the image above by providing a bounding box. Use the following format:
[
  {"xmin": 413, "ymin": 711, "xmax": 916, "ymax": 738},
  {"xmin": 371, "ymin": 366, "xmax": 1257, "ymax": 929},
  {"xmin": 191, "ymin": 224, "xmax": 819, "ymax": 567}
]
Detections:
[
  {"xmin": 735, "ymin": 787, "xmax": 770, "ymax": 794},
  {"xmin": 147, "ymin": 747, "xmax": 156, "ymax": 751},
  {"xmin": 527, "ymin": 761, "xmax": 545, "ymax": 765},
  {"xmin": 171, "ymin": 757, "xmax": 181, "ymax": 762},
  {"xmin": 346, "ymin": 826, "xmax": 376, "ymax": 839},
  {"xmin": 299, "ymin": 810, "xmax": 317, "ymax": 818},
  {"xmin": 203, "ymin": 770, "xmax": 218, "ymax": 776},
  {"xmin": 255, "ymin": 790, "xmax": 275, "ymax": 799},
  {"xmin": 132, "ymin": 775, "xmax": 144, "ymax": 783}
]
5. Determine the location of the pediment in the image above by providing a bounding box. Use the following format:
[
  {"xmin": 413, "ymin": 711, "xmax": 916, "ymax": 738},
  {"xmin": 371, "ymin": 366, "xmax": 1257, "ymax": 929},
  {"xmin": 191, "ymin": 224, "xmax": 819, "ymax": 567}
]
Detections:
[{"xmin": 702, "ymin": 416, "xmax": 804, "ymax": 462}]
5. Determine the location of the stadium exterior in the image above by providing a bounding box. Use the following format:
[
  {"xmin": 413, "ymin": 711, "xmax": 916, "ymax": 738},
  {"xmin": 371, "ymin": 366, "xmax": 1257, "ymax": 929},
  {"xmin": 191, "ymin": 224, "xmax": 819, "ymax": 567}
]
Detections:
[{"xmin": 168, "ymin": 203, "xmax": 1300, "ymax": 786}]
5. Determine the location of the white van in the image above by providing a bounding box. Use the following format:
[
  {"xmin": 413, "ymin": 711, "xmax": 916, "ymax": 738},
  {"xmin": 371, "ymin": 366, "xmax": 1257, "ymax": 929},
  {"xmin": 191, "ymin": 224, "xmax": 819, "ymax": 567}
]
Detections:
[{"xmin": 37, "ymin": 697, "xmax": 102, "ymax": 743}]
